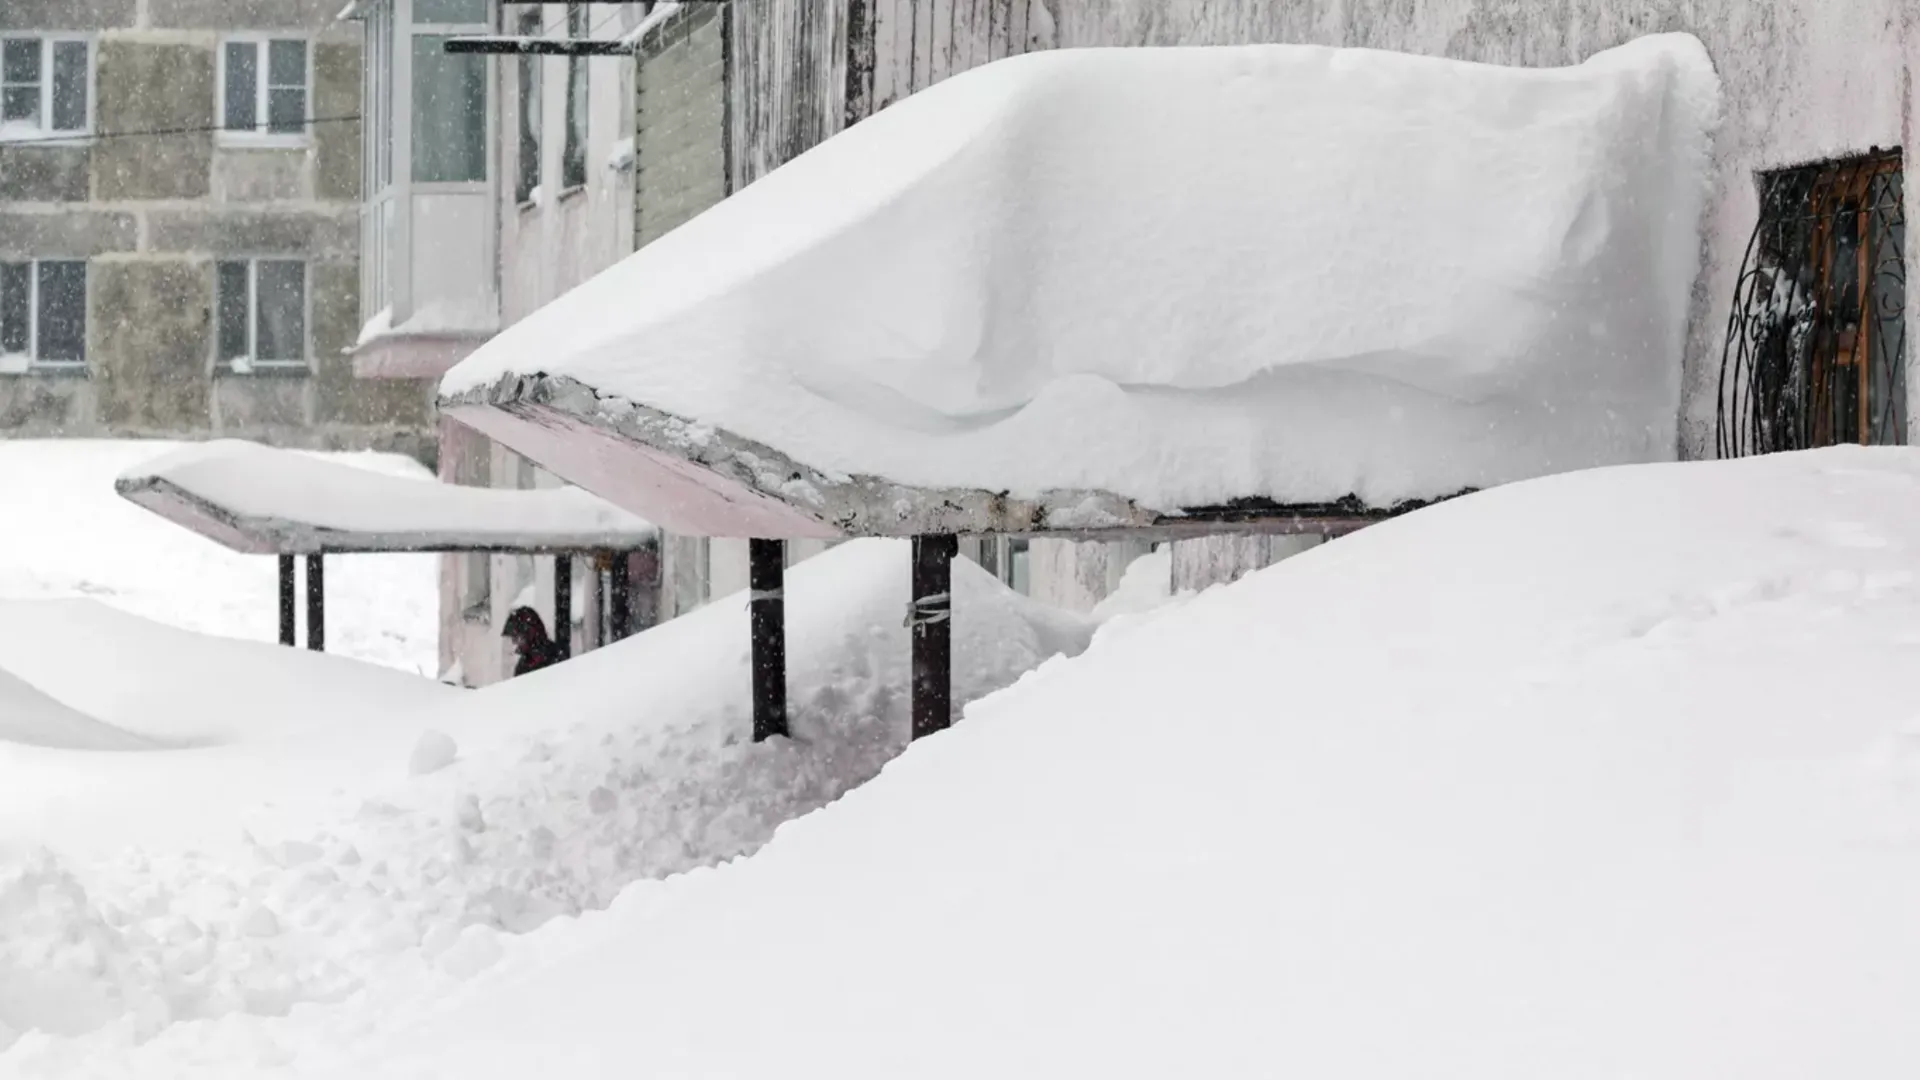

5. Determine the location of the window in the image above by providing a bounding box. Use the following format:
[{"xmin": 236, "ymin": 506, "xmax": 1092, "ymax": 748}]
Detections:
[
  {"xmin": 1718, "ymin": 149, "xmax": 1907, "ymax": 455},
  {"xmin": 560, "ymin": 3, "xmax": 589, "ymax": 190},
  {"xmin": 0, "ymin": 261, "xmax": 87, "ymax": 370},
  {"xmin": 412, "ymin": 36, "xmax": 487, "ymax": 182},
  {"xmin": 221, "ymin": 38, "xmax": 309, "ymax": 141},
  {"xmin": 515, "ymin": 10, "xmax": 543, "ymax": 204},
  {"xmin": 216, "ymin": 259, "xmax": 308, "ymax": 371},
  {"xmin": 0, "ymin": 36, "xmax": 90, "ymax": 139}
]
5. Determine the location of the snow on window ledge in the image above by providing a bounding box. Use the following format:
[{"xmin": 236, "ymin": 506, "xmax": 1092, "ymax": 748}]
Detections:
[
  {"xmin": 1, "ymin": 355, "xmax": 88, "ymax": 376},
  {"xmin": 214, "ymin": 130, "xmax": 312, "ymax": 151},
  {"xmin": 217, "ymin": 357, "xmax": 311, "ymax": 377}
]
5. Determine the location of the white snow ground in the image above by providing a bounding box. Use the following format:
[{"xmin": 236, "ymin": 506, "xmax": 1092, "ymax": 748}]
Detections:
[
  {"xmin": 0, "ymin": 540, "xmax": 1095, "ymax": 1075},
  {"xmin": 0, "ymin": 440, "xmax": 439, "ymax": 674},
  {"xmin": 10, "ymin": 449, "xmax": 1920, "ymax": 1077}
]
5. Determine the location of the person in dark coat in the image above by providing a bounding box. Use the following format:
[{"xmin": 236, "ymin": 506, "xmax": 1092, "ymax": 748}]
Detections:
[{"xmin": 502, "ymin": 605, "xmax": 566, "ymax": 676}]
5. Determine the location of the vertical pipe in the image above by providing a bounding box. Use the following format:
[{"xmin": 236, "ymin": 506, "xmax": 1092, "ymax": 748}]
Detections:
[
  {"xmin": 553, "ymin": 553, "xmax": 572, "ymax": 657},
  {"xmin": 748, "ymin": 538, "xmax": 788, "ymax": 742},
  {"xmin": 305, "ymin": 553, "xmax": 324, "ymax": 652},
  {"xmin": 910, "ymin": 534, "xmax": 957, "ymax": 740},
  {"xmin": 608, "ymin": 551, "xmax": 632, "ymax": 642},
  {"xmin": 278, "ymin": 554, "xmax": 297, "ymax": 646}
]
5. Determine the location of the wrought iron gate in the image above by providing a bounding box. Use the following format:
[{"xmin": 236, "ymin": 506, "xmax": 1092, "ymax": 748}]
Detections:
[{"xmin": 1716, "ymin": 150, "xmax": 1907, "ymax": 457}]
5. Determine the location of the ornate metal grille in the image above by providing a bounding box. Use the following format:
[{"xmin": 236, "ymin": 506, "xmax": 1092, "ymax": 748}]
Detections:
[{"xmin": 1716, "ymin": 149, "xmax": 1907, "ymax": 457}]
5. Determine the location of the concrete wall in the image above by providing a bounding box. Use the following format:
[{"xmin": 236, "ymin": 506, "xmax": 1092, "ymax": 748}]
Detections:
[
  {"xmin": 0, "ymin": 0, "xmax": 434, "ymax": 456},
  {"xmin": 634, "ymin": 1, "xmax": 728, "ymax": 247}
]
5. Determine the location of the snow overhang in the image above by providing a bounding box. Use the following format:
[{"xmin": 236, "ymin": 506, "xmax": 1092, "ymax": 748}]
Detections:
[
  {"xmin": 443, "ymin": 374, "xmax": 1447, "ymax": 541},
  {"xmin": 115, "ymin": 440, "xmax": 659, "ymax": 556}
]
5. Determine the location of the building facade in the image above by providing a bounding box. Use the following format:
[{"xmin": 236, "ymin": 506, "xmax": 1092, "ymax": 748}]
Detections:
[
  {"xmin": 0, "ymin": 0, "xmax": 435, "ymax": 455},
  {"xmin": 400, "ymin": 0, "xmax": 1915, "ymax": 682}
]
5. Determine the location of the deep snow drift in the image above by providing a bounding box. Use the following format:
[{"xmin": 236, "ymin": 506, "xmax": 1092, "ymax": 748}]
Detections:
[
  {"xmin": 445, "ymin": 36, "xmax": 1721, "ymax": 508},
  {"xmin": 292, "ymin": 447, "xmax": 1918, "ymax": 1080},
  {"xmin": 0, "ymin": 440, "xmax": 438, "ymax": 674},
  {"xmin": 0, "ymin": 540, "xmax": 1095, "ymax": 1074}
]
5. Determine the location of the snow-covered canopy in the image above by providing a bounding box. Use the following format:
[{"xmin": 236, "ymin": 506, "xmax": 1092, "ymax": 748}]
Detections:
[
  {"xmin": 442, "ymin": 35, "xmax": 1720, "ymax": 536},
  {"xmin": 115, "ymin": 440, "xmax": 657, "ymax": 555}
]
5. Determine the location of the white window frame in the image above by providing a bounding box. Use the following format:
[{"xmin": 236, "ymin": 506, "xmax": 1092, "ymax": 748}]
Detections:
[
  {"xmin": 216, "ymin": 35, "xmax": 313, "ymax": 147},
  {"xmin": 0, "ymin": 34, "xmax": 94, "ymax": 143},
  {"xmin": 214, "ymin": 257, "xmax": 312, "ymax": 373},
  {"xmin": 0, "ymin": 259, "xmax": 88, "ymax": 372}
]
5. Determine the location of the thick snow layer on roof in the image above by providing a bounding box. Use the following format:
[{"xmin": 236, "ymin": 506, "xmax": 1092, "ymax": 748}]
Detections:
[
  {"xmin": 118, "ymin": 439, "xmax": 656, "ymax": 553},
  {"xmin": 0, "ymin": 439, "xmax": 438, "ymax": 673},
  {"xmin": 444, "ymin": 35, "xmax": 1721, "ymax": 509},
  {"xmin": 298, "ymin": 446, "xmax": 1916, "ymax": 1079}
]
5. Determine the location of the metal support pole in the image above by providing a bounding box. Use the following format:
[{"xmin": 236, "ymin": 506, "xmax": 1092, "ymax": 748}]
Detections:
[
  {"xmin": 748, "ymin": 538, "xmax": 788, "ymax": 742},
  {"xmin": 278, "ymin": 554, "xmax": 297, "ymax": 646},
  {"xmin": 553, "ymin": 553, "xmax": 572, "ymax": 657},
  {"xmin": 608, "ymin": 551, "xmax": 632, "ymax": 642},
  {"xmin": 304, "ymin": 553, "xmax": 324, "ymax": 652},
  {"xmin": 909, "ymin": 534, "xmax": 957, "ymax": 740}
]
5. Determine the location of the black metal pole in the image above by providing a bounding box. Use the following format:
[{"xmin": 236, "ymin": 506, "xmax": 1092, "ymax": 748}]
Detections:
[
  {"xmin": 278, "ymin": 554, "xmax": 297, "ymax": 646},
  {"xmin": 608, "ymin": 552, "xmax": 632, "ymax": 642},
  {"xmin": 910, "ymin": 534, "xmax": 957, "ymax": 740},
  {"xmin": 305, "ymin": 553, "xmax": 324, "ymax": 652},
  {"xmin": 553, "ymin": 553, "xmax": 572, "ymax": 657},
  {"xmin": 748, "ymin": 538, "xmax": 788, "ymax": 742}
]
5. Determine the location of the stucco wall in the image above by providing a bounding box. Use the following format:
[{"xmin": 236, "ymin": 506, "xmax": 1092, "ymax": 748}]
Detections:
[{"xmin": 0, "ymin": 0, "xmax": 435, "ymax": 455}]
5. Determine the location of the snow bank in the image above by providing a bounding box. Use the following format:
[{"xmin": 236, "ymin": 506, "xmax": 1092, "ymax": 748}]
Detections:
[
  {"xmin": 0, "ymin": 440, "xmax": 438, "ymax": 673},
  {"xmin": 0, "ymin": 667, "xmax": 156, "ymax": 753},
  {"xmin": 0, "ymin": 599, "xmax": 458, "ymax": 747},
  {"xmin": 309, "ymin": 447, "xmax": 1915, "ymax": 1080},
  {"xmin": 118, "ymin": 439, "xmax": 656, "ymax": 554},
  {"xmin": 0, "ymin": 540, "xmax": 1094, "ymax": 1073},
  {"xmin": 445, "ymin": 36, "xmax": 1720, "ymax": 509}
]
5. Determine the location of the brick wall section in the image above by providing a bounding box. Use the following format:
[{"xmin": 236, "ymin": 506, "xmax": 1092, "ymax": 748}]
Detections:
[
  {"xmin": 634, "ymin": 3, "xmax": 729, "ymax": 249},
  {"xmin": 0, "ymin": 0, "xmax": 435, "ymax": 461}
]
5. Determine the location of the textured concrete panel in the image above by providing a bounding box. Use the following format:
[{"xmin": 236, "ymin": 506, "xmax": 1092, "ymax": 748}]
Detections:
[
  {"xmin": 0, "ymin": 211, "xmax": 137, "ymax": 259},
  {"xmin": 149, "ymin": 0, "xmax": 346, "ymax": 31},
  {"xmin": 93, "ymin": 42, "xmax": 214, "ymax": 201},
  {"xmin": 0, "ymin": 0, "xmax": 135, "ymax": 31},
  {"xmin": 211, "ymin": 149, "xmax": 308, "ymax": 203},
  {"xmin": 214, "ymin": 375, "xmax": 311, "ymax": 431},
  {"xmin": 91, "ymin": 260, "xmax": 212, "ymax": 430},
  {"xmin": 0, "ymin": 374, "xmax": 97, "ymax": 434},
  {"xmin": 312, "ymin": 43, "xmax": 363, "ymax": 202},
  {"xmin": 147, "ymin": 209, "xmax": 357, "ymax": 258},
  {"xmin": 312, "ymin": 261, "xmax": 434, "ymax": 429},
  {"xmin": 0, "ymin": 147, "xmax": 91, "ymax": 203}
]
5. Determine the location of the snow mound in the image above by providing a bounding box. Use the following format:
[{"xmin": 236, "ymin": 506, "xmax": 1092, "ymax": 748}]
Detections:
[
  {"xmin": 445, "ymin": 36, "xmax": 1721, "ymax": 508},
  {"xmin": 0, "ymin": 667, "xmax": 158, "ymax": 752},
  {"xmin": 0, "ymin": 440, "xmax": 438, "ymax": 674},
  {"xmin": 0, "ymin": 540, "xmax": 1094, "ymax": 1072},
  {"xmin": 322, "ymin": 447, "xmax": 1915, "ymax": 1080},
  {"xmin": 0, "ymin": 599, "xmax": 458, "ymax": 746}
]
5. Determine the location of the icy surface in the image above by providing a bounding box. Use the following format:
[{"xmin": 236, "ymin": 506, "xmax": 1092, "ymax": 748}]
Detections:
[
  {"xmin": 336, "ymin": 448, "xmax": 1914, "ymax": 1077},
  {"xmin": 445, "ymin": 36, "xmax": 1721, "ymax": 509},
  {"xmin": 0, "ymin": 440, "xmax": 438, "ymax": 673},
  {"xmin": 0, "ymin": 540, "xmax": 1094, "ymax": 1074},
  {"xmin": 121, "ymin": 439, "xmax": 657, "ymax": 550}
]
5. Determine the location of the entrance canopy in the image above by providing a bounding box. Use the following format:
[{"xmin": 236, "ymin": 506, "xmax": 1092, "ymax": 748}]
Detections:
[
  {"xmin": 116, "ymin": 439, "xmax": 657, "ymax": 555},
  {"xmin": 439, "ymin": 36, "xmax": 1721, "ymax": 540}
]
